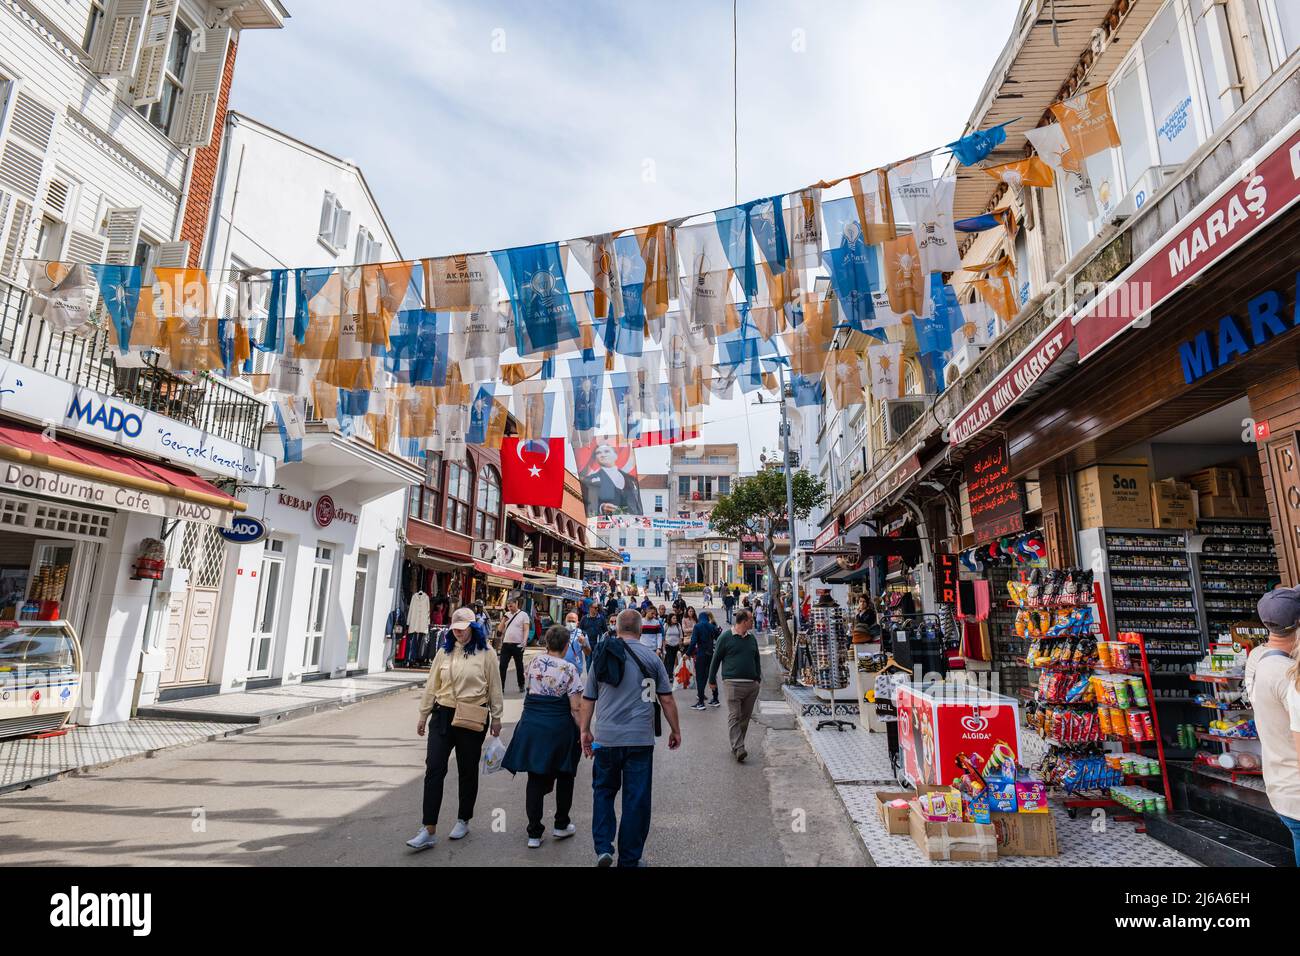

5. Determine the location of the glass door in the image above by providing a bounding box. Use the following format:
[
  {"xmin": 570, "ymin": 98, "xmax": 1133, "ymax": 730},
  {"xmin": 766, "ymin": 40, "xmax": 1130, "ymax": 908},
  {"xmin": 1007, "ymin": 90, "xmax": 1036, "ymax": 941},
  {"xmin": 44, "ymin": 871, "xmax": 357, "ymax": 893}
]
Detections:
[
  {"xmin": 347, "ymin": 551, "xmax": 372, "ymax": 668},
  {"xmin": 303, "ymin": 545, "xmax": 334, "ymax": 671},
  {"xmin": 248, "ymin": 538, "xmax": 285, "ymax": 679}
]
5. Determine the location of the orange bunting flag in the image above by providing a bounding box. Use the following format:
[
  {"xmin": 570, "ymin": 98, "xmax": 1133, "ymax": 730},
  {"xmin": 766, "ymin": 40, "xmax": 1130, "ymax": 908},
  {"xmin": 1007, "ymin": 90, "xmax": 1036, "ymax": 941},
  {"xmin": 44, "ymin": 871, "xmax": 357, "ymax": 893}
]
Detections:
[
  {"xmin": 155, "ymin": 268, "xmax": 222, "ymax": 371},
  {"xmin": 1050, "ymin": 85, "xmax": 1121, "ymax": 161},
  {"xmin": 882, "ymin": 234, "xmax": 927, "ymax": 316},
  {"xmin": 822, "ymin": 351, "xmax": 868, "ymax": 411},
  {"xmin": 982, "ymin": 156, "xmax": 1055, "ymax": 189}
]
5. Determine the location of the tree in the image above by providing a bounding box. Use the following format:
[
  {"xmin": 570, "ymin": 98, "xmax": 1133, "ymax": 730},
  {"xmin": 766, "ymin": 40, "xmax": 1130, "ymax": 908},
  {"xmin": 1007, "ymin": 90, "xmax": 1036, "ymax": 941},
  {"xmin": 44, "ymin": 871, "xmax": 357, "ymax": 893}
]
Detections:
[{"xmin": 710, "ymin": 468, "xmax": 827, "ymax": 647}]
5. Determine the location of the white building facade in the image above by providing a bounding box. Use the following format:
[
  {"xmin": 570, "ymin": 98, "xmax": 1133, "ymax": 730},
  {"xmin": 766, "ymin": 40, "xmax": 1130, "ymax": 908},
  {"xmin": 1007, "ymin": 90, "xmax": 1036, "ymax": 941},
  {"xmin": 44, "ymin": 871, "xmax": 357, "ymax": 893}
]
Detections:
[
  {"xmin": 605, "ymin": 473, "xmax": 668, "ymax": 587},
  {"xmin": 198, "ymin": 112, "xmax": 418, "ymax": 694},
  {"xmin": 0, "ymin": 0, "xmax": 287, "ymax": 727}
]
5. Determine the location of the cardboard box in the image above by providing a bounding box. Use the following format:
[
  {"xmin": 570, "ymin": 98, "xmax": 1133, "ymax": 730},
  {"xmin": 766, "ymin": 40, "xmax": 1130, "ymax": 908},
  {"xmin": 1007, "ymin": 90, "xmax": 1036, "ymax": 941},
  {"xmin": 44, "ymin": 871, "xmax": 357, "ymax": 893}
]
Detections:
[
  {"xmin": 908, "ymin": 805, "xmax": 998, "ymax": 861},
  {"xmin": 1076, "ymin": 463, "xmax": 1153, "ymax": 529},
  {"xmin": 1244, "ymin": 496, "xmax": 1269, "ymax": 519},
  {"xmin": 1150, "ymin": 479, "xmax": 1195, "ymax": 530},
  {"xmin": 1186, "ymin": 467, "xmax": 1241, "ymax": 498},
  {"xmin": 991, "ymin": 810, "xmax": 1060, "ymax": 857},
  {"xmin": 1197, "ymin": 492, "xmax": 1246, "ymax": 518},
  {"xmin": 875, "ymin": 790, "xmax": 917, "ymax": 835},
  {"xmin": 1236, "ymin": 454, "xmax": 1263, "ymax": 481}
]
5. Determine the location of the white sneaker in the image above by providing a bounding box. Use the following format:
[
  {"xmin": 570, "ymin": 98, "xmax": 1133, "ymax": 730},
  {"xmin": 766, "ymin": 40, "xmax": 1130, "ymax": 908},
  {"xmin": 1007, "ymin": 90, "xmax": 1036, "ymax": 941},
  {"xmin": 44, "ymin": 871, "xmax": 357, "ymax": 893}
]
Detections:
[
  {"xmin": 553, "ymin": 823, "xmax": 577, "ymax": 840},
  {"xmin": 527, "ymin": 837, "xmax": 542, "ymax": 849},
  {"xmin": 406, "ymin": 828, "xmax": 437, "ymax": 850},
  {"xmin": 448, "ymin": 820, "xmax": 470, "ymax": 840}
]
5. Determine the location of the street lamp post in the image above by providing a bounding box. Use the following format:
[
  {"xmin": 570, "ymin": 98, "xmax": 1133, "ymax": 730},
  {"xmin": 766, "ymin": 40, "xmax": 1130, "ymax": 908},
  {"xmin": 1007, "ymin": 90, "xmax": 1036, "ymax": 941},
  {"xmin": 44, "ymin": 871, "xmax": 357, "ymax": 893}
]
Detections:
[{"xmin": 777, "ymin": 363, "xmax": 801, "ymax": 685}]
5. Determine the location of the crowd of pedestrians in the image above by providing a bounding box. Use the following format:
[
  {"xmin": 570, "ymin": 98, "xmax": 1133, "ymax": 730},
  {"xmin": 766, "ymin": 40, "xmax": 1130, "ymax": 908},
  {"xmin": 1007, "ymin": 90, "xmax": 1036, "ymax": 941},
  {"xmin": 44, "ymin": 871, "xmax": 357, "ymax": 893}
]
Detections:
[{"xmin": 408, "ymin": 577, "xmax": 770, "ymax": 866}]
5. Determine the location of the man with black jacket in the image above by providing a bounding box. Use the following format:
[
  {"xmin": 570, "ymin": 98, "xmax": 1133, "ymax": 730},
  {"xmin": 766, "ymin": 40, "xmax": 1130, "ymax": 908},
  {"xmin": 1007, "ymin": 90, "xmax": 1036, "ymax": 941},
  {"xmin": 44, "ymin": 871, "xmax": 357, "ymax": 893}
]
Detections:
[{"xmin": 687, "ymin": 611, "xmax": 721, "ymax": 710}]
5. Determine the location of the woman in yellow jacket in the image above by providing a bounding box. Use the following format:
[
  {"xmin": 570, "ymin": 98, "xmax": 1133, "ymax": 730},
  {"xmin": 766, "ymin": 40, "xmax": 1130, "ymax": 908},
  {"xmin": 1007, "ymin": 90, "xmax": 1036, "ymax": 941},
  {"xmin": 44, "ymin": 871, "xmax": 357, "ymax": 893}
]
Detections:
[{"xmin": 407, "ymin": 607, "xmax": 504, "ymax": 850}]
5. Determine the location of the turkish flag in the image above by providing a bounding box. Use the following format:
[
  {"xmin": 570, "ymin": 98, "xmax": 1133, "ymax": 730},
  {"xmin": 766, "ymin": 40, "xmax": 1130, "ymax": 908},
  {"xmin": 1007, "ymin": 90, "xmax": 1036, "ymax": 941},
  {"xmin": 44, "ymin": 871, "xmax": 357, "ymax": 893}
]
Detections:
[{"xmin": 501, "ymin": 437, "xmax": 565, "ymax": 508}]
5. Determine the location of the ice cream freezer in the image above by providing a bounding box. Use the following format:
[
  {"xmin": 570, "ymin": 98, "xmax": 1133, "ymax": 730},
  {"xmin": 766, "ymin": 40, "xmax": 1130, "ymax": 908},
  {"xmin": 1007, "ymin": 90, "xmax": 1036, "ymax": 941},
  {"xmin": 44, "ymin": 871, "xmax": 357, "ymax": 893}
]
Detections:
[
  {"xmin": 895, "ymin": 681, "xmax": 1022, "ymax": 789},
  {"xmin": 0, "ymin": 621, "xmax": 82, "ymax": 739}
]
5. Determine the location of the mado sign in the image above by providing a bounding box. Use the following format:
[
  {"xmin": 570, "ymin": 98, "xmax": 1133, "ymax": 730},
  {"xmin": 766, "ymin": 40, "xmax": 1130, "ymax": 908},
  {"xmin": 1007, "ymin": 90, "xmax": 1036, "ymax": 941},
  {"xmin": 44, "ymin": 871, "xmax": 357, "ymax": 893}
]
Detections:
[{"xmin": 220, "ymin": 515, "xmax": 269, "ymax": 545}]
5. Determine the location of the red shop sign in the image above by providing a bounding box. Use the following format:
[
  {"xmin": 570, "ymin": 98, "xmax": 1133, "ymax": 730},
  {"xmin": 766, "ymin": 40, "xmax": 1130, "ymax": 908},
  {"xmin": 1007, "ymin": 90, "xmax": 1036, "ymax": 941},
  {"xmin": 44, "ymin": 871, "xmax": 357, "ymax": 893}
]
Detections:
[
  {"xmin": 964, "ymin": 435, "xmax": 1023, "ymax": 546},
  {"xmin": 1076, "ymin": 116, "xmax": 1300, "ymax": 360},
  {"xmin": 947, "ymin": 317, "xmax": 1074, "ymax": 447}
]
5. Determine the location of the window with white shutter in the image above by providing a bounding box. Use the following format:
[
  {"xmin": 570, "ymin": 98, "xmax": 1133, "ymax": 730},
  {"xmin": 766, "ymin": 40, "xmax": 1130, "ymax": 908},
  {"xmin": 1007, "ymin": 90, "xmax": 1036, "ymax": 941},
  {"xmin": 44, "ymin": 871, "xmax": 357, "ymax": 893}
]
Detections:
[
  {"xmin": 355, "ymin": 226, "xmax": 382, "ymax": 264},
  {"xmin": 132, "ymin": 0, "xmax": 181, "ymax": 108},
  {"xmin": 65, "ymin": 228, "xmax": 109, "ymax": 265},
  {"xmin": 318, "ymin": 192, "xmax": 339, "ymax": 244},
  {"xmin": 89, "ymin": 0, "xmax": 149, "ymax": 79},
  {"xmin": 103, "ymin": 206, "xmax": 143, "ymax": 265},
  {"xmin": 0, "ymin": 92, "xmax": 57, "ymax": 202},
  {"xmin": 331, "ymin": 206, "xmax": 351, "ymax": 252},
  {"xmin": 0, "ymin": 193, "xmax": 33, "ymax": 280},
  {"xmin": 172, "ymin": 25, "xmax": 229, "ymax": 148},
  {"xmin": 154, "ymin": 240, "xmax": 189, "ymax": 268},
  {"xmin": 0, "ymin": 89, "xmax": 56, "ymax": 282}
]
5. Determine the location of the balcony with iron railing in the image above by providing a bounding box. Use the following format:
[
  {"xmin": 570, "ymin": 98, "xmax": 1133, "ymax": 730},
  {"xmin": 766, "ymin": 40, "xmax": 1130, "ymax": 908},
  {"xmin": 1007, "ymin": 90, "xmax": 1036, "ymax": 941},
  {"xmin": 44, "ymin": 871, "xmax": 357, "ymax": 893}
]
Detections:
[{"xmin": 0, "ymin": 278, "xmax": 266, "ymax": 449}]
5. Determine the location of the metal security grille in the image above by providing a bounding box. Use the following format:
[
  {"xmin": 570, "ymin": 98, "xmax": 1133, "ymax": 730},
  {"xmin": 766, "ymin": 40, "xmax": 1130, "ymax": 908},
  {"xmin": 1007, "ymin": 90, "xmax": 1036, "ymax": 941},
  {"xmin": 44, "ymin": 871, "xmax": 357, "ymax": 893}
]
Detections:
[
  {"xmin": 0, "ymin": 491, "xmax": 111, "ymax": 542},
  {"xmin": 172, "ymin": 520, "xmax": 226, "ymax": 589}
]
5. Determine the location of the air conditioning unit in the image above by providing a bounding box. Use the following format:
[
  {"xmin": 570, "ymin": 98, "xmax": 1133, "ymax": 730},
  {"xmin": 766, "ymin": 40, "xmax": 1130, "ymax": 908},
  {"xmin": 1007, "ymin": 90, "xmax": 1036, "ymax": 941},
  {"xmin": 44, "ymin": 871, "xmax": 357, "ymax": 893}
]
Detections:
[
  {"xmin": 943, "ymin": 344, "xmax": 984, "ymax": 389},
  {"xmin": 1110, "ymin": 165, "xmax": 1179, "ymax": 223},
  {"xmin": 882, "ymin": 396, "xmax": 933, "ymax": 443}
]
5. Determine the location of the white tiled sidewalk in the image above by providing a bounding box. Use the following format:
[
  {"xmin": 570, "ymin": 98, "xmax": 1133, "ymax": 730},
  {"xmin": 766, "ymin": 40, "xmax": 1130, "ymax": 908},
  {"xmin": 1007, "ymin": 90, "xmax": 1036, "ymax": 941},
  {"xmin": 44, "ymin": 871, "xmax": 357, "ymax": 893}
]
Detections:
[
  {"xmin": 0, "ymin": 670, "xmax": 426, "ymax": 793},
  {"xmin": 783, "ymin": 684, "xmax": 1199, "ymax": 867},
  {"xmin": 138, "ymin": 671, "xmax": 425, "ymax": 723},
  {"xmin": 0, "ymin": 719, "xmax": 242, "ymax": 792}
]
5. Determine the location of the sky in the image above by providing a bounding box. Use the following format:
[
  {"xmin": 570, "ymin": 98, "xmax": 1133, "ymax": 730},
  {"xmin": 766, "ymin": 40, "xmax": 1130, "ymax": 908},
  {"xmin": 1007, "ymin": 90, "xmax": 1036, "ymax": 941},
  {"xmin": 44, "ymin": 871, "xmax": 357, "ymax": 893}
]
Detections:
[{"xmin": 230, "ymin": 0, "xmax": 1021, "ymax": 475}]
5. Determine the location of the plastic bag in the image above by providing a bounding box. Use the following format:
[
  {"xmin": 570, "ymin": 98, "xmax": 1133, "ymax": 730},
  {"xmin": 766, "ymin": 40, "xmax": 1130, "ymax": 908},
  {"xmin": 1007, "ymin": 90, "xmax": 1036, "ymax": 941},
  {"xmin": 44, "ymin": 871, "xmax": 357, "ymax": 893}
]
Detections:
[{"xmin": 481, "ymin": 735, "xmax": 506, "ymax": 775}]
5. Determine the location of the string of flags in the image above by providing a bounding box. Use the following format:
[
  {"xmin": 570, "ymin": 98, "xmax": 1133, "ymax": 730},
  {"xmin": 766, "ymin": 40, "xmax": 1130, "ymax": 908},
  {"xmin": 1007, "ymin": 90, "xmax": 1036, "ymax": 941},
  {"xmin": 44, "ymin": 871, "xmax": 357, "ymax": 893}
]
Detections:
[{"xmin": 20, "ymin": 84, "xmax": 1123, "ymax": 517}]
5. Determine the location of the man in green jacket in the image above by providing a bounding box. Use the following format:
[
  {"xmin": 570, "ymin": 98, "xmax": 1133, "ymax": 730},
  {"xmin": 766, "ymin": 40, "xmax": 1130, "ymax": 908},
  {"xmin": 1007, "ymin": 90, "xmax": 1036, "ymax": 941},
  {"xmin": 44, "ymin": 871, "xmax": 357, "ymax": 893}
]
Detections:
[{"xmin": 707, "ymin": 609, "xmax": 763, "ymax": 762}]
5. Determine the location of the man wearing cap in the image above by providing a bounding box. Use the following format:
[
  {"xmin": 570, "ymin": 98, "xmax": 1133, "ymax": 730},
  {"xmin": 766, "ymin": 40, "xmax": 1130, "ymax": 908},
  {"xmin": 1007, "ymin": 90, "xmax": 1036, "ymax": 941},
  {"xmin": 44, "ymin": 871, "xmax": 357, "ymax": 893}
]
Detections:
[{"xmin": 1246, "ymin": 587, "xmax": 1300, "ymax": 862}]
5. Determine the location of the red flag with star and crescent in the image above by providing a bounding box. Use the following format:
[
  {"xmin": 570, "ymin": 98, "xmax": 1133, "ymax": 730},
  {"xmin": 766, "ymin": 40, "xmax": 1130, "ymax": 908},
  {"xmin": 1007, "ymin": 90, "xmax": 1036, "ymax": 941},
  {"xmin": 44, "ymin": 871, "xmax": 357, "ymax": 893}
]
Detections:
[{"xmin": 500, "ymin": 437, "xmax": 565, "ymax": 508}]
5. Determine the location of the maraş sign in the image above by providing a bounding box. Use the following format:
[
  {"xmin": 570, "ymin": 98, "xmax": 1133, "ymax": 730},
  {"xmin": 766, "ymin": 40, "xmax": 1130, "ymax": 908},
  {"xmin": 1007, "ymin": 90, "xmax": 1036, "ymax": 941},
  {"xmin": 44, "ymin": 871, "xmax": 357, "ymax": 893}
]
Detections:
[{"xmin": 1177, "ymin": 273, "xmax": 1299, "ymax": 384}]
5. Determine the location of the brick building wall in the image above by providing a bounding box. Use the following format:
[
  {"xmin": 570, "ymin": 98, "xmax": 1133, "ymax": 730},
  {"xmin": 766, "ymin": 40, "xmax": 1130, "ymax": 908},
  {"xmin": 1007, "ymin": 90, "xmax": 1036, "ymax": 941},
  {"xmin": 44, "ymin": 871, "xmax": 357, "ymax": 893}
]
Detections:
[{"xmin": 179, "ymin": 34, "xmax": 239, "ymax": 267}]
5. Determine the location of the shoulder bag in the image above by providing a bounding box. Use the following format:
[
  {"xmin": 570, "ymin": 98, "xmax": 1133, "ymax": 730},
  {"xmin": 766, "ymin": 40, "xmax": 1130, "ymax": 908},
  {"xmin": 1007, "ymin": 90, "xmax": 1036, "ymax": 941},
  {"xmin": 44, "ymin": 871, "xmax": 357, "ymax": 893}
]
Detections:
[
  {"xmin": 447, "ymin": 650, "xmax": 490, "ymax": 731},
  {"xmin": 623, "ymin": 645, "xmax": 663, "ymax": 738}
]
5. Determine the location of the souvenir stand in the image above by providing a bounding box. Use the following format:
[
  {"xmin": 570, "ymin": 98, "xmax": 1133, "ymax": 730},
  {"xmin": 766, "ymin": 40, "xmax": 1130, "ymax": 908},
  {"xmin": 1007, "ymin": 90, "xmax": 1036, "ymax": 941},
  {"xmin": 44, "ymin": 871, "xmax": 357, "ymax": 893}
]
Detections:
[{"xmin": 809, "ymin": 590, "xmax": 854, "ymax": 731}]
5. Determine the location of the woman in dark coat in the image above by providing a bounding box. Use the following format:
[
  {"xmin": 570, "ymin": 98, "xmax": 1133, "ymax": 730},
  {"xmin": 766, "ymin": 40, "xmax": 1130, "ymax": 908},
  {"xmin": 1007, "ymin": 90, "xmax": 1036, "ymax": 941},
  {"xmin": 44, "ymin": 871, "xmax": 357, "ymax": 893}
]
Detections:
[{"xmin": 502, "ymin": 624, "xmax": 584, "ymax": 848}]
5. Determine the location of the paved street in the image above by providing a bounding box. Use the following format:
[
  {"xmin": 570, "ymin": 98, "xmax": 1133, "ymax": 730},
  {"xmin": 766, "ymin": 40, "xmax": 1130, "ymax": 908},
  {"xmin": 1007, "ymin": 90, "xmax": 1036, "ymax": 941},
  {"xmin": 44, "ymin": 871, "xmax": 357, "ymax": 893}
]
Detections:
[{"xmin": 0, "ymin": 601, "xmax": 864, "ymax": 867}]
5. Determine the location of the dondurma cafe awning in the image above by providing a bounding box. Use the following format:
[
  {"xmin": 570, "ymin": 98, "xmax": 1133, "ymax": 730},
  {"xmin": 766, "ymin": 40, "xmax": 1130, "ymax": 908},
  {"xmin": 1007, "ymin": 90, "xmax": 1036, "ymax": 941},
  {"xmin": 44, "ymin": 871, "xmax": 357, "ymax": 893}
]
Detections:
[{"xmin": 0, "ymin": 421, "xmax": 243, "ymax": 528}]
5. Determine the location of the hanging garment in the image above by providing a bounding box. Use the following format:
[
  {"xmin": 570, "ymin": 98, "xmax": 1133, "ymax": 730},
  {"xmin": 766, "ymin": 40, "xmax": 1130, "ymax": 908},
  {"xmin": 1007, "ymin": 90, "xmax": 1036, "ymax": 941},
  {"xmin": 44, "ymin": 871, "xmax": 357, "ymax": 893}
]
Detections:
[
  {"xmin": 956, "ymin": 579, "xmax": 977, "ymax": 619},
  {"xmin": 408, "ymin": 591, "xmax": 431, "ymax": 634},
  {"xmin": 972, "ymin": 580, "xmax": 992, "ymax": 622},
  {"xmin": 961, "ymin": 620, "xmax": 992, "ymax": 662}
]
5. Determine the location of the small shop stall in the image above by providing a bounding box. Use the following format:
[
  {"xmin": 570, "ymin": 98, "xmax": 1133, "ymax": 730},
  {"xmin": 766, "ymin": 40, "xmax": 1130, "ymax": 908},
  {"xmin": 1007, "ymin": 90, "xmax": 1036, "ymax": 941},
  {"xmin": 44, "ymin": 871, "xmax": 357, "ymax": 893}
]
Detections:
[{"xmin": 0, "ymin": 619, "xmax": 82, "ymax": 738}]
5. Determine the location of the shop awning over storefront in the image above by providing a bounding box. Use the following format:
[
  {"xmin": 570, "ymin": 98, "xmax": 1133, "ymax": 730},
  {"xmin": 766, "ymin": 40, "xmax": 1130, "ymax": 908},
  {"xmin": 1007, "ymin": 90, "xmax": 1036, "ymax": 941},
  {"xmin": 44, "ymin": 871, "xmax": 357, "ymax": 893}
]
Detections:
[
  {"xmin": 404, "ymin": 545, "xmax": 466, "ymax": 572},
  {"xmin": 0, "ymin": 422, "xmax": 242, "ymax": 528},
  {"xmin": 813, "ymin": 559, "xmax": 870, "ymax": 584},
  {"xmin": 472, "ymin": 559, "xmax": 522, "ymax": 583}
]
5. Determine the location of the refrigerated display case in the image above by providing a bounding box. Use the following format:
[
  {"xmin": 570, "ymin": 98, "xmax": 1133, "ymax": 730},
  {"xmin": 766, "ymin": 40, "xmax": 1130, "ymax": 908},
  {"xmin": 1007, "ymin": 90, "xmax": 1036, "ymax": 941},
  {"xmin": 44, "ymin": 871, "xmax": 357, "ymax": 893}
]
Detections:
[
  {"xmin": 0, "ymin": 620, "xmax": 82, "ymax": 739},
  {"xmin": 895, "ymin": 682, "xmax": 1022, "ymax": 789}
]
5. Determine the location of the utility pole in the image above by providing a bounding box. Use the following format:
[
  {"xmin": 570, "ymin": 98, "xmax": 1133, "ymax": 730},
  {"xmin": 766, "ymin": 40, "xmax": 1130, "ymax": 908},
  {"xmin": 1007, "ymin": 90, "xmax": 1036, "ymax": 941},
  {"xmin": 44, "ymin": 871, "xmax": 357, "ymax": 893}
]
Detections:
[{"xmin": 777, "ymin": 363, "xmax": 801, "ymax": 685}]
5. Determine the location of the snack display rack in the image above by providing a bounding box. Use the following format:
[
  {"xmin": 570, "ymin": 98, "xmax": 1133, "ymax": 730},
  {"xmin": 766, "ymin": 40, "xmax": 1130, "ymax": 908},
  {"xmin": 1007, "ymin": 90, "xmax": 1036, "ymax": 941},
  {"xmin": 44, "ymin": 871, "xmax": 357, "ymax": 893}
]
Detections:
[
  {"xmin": 1180, "ymin": 640, "xmax": 1264, "ymax": 785},
  {"xmin": 1021, "ymin": 576, "xmax": 1173, "ymax": 831}
]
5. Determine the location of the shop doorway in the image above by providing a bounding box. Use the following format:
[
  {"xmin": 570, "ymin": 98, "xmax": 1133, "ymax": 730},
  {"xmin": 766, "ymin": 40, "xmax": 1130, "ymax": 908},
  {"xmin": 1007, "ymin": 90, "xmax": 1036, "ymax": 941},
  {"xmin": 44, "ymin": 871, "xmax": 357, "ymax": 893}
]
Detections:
[
  {"xmin": 247, "ymin": 537, "xmax": 286, "ymax": 679},
  {"xmin": 347, "ymin": 550, "xmax": 374, "ymax": 669},
  {"xmin": 161, "ymin": 522, "xmax": 228, "ymax": 688},
  {"xmin": 303, "ymin": 544, "xmax": 335, "ymax": 672}
]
